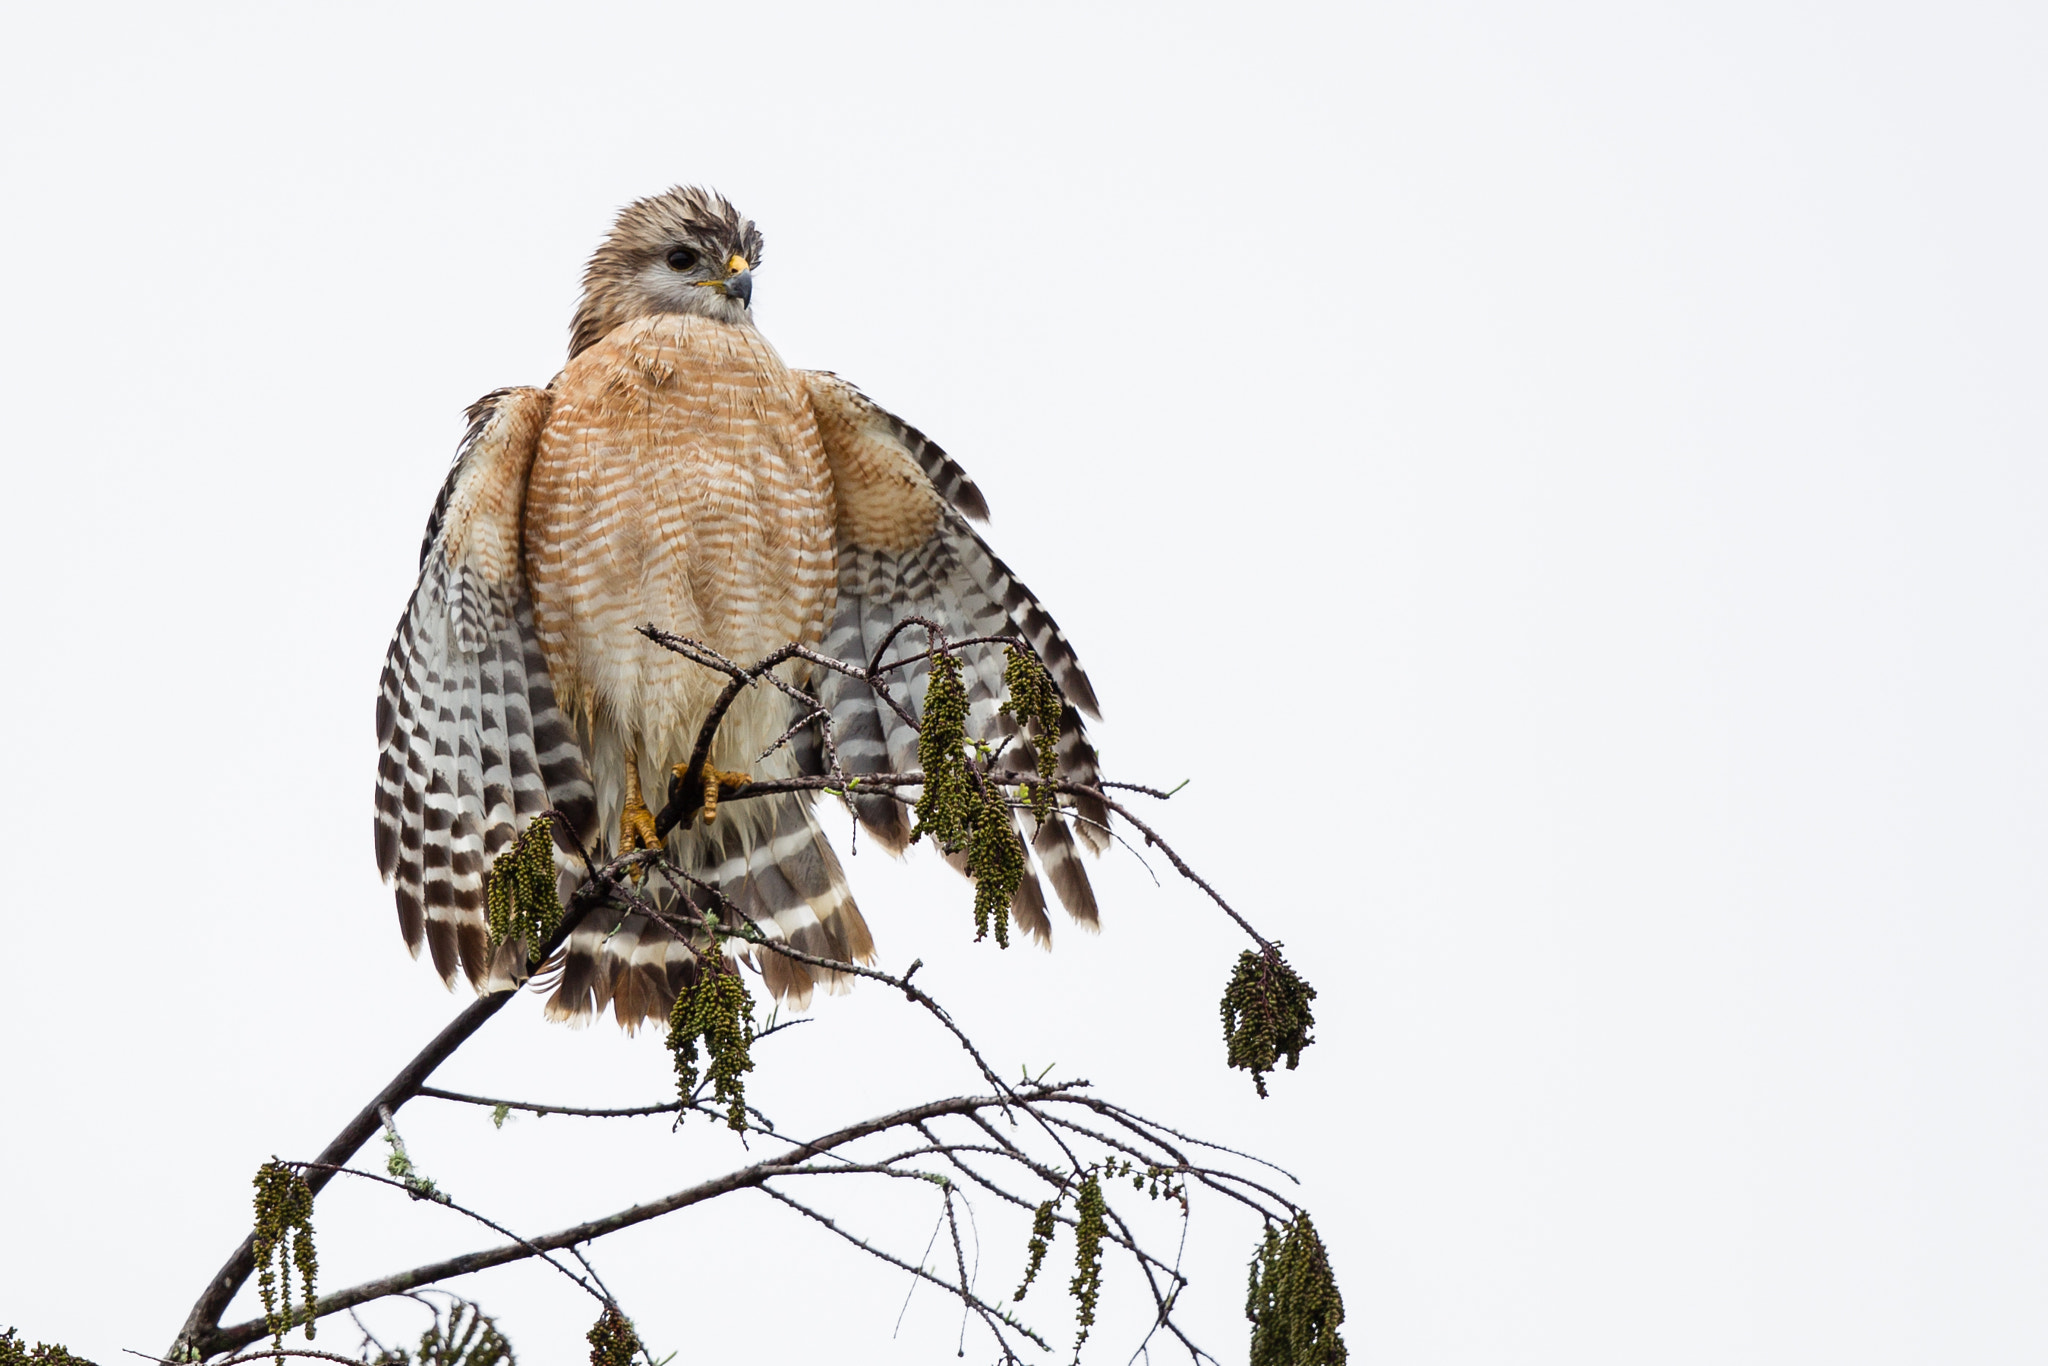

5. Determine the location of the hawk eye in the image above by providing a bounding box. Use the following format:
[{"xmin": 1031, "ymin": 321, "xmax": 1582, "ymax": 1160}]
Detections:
[{"xmin": 665, "ymin": 248, "xmax": 700, "ymax": 272}]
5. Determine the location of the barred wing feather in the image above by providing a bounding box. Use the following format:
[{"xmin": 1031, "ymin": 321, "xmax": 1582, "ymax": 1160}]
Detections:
[
  {"xmin": 372, "ymin": 387, "xmax": 597, "ymax": 990},
  {"xmin": 801, "ymin": 372, "xmax": 1110, "ymax": 948}
]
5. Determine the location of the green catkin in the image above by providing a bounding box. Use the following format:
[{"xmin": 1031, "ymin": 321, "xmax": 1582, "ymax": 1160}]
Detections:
[
  {"xmin": 912, "ymin": 651, "xmax": 973, "ymax": 849},
  {"xmin": 0, "ymin": 1329, "xmax": 96, "ymax": 1365},
  {"xmin": 965, "ymin": 779, "xmax": 1024, "ymax": 948},
  {"xmin": 1013, "ymin": 1199, "xmax": 1059, "ymax": 1301},
  {"xmin": 251, "ymin": 1160, "xmax": 318, "ymax": 1356},
  {"xmin": 1219, "ymin": 947, "xmax": 1320, "ymax": 1098},
  {"xmin": 666, "ymin": 943, "xmax": 757, "ymax": 1131},
  {"xmin": 999, "ymin": 646, "xmax": 1064, "ymax": 821},
  {"xmin": 1068, "ymin": 1172, "xmax": 1107, "ymax": 1357},
  {"xmin": 485, "ymin": 864, "xmax": 514, "ymax": 952},
  {"xmin": 585, "ymin": 1307, "xmax": 640, "ymax": 1366},
  {"xmin": 485, "ymin": 815, "xmax": 561, "ymax": 961},
  {"xmin": 1246, "ymin": 1213, "xmax": 1347, "ymax": 1366},
  {"xmin": 413, "ymin": 1299, "xmax": 513, "ymax": 1365}
]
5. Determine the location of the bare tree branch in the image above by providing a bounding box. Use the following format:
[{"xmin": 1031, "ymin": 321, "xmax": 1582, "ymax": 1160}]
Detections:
[
  {"xmin": 168, "ymin": 614, "xmax": 1328, "ymax": 1366},
  {"xmin": 195, "ymin": 1089, "xmax": 1079, "ymax": 1358}
]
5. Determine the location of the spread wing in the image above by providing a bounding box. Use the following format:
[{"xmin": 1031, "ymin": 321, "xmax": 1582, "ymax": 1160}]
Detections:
[
  {"xmin": 373, "ymin": 387, "xmax": 597, "ymax": 988},
  {"xmin": 802, "ymin": 371, "xmax": 1110, "ymax": 946}
]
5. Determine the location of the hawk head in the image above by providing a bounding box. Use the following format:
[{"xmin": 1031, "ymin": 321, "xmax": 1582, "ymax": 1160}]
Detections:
[{"xmin": 569, "ymin": 186, "xmax": 766, "ymax": 357}]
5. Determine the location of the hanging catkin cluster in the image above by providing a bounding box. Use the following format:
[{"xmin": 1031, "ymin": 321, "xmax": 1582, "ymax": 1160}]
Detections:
[
  {"xmin": 999, "ymin": 645, "xmax": 1064, "ymax": 821},
  {"xmin": 911, "ymin": 648, "xmax": 1026, "ymax": 946},
  {"xmin": 1011, "ymin": 1198, "xmax": 1059, "ymax": 1302},
  {"xmin": 966, "ymin": 778, "xmax": 1024, "ymax": 948},
  {"xmin": 1067, "ymin": 1171, "xmax": 1108, "ymax": 1357},
  {"xmin": 251, "ymin": 1160, "xmax": 318, "ymax": 1356},
  {"xmin": 410, "ymin": 1298, "xmax": 514, "ymax": 1365},
  {"xmin": 584, "ymin": 1307, "xmax": 640, "ymax": 1366},
  {"xmin": 911, "ymin": 650, "xmax": 973, "ymax": 849},
  {"xmin": 666, "ymin": 942, "xmax": 757, "ymax": 1132},
  {"xmin": 1220, "ymin": 946, "xmax": 1319, "ymax": 1098},
  {"xmin": 1246, "ymin": 1213, "xmax": 1347, "ymax": 1366},
  {"xmin": 1011, "ymin": 1168, "xmax": 1113, "ymax": 1359},
  {"xmin": 485, "ymin": 815, "xmax": 561, "ymax": 962},
  {"xmin": 0, "ymin": 1329, "xmax": 95, "ymax": 1365}
]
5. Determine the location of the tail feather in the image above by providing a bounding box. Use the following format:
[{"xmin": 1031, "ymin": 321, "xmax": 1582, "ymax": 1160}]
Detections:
[
  {"xmin": 1033, "ymin": 815, "xmax": 1098, "ymax": 931},
  {"xmin": 541, "ymin": 792, "xmax": 873, "ymax": 1029}
]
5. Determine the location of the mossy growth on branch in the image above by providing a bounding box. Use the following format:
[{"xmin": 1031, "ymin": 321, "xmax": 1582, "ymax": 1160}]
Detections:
[
  {"xmin": 485, "ymin": 814, "xmax": 561, "ymax": 963},
  {"xmin": 1220, "ymin": 946, "xmax": 1319, "ymax": 1097},
  {"xmin": 0, "ymin": 1330, "xmax": 95, "ymax": 1366},
  {"xmin": 584, "ymin": 1307, "xmax": 640, "ymax": 1366},
  {"xmin": 911, "ymin": 650, "xmax": 973, "ymax": 849},
  {"xmin": 382, "ymin": 1120, "xmax": 442, "ymax": 1202},
  {"xmin": 1246, "ymin": 1212, "xmax": 1347, "ymax": 1366},
  {"xmin": 251, "ymin": 1159, "xmax": 318, "ymax": 1355},
  {"xmin": 667, "ymin": 938, "xmax": 757, "ymax": 1132},
  {"xmin": 999, "ymin": 645, "xmax": 1064, "ymax": 821}
]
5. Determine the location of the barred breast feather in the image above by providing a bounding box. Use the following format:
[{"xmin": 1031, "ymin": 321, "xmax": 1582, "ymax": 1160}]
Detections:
[{"xmin": 524, "ymin": 315, "xmax": 870, "ymax": 1025}]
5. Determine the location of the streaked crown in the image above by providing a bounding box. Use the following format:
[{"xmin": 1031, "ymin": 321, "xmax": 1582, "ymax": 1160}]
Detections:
[{"xmin": 570, "ymin": 186, "xmax": 765, "ymax": 357}]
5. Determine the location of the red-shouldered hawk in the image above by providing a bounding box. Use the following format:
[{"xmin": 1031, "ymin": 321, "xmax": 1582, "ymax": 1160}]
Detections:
[{"xmin": 373, "ymin": 187, "xmax": 1107, "ymax": 1028}]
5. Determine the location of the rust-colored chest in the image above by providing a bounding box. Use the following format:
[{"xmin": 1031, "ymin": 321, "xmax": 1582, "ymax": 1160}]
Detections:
[{"xmin": 522, "ymin": 315, "xmax": 839, "ymax": 728}]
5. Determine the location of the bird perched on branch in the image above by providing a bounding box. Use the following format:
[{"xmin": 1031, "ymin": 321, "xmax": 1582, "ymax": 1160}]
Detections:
[{"xmin": 374, "ymin": 187, "xmax": 1107, "ymax": 1028}]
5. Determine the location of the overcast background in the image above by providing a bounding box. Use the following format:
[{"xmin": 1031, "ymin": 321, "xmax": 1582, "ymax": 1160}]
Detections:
[{"xmin": 3, "ymin": 3, "xmax": 2044, "ymax": 1362}]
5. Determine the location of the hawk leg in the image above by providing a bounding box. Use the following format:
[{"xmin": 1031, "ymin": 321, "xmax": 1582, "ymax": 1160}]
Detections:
[
  {"xmin": 619, "ymin": 749, "xmax": 663, "ymax": 854},
  {"xmin": 663, "ymin": 761, "xmax": 753, "ymax": 831}
]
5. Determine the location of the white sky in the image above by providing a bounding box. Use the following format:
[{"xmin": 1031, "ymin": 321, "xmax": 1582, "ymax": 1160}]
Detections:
[{"xmin": 2, "ymin": 2, "xmax": 2044, "ymax": 1362}]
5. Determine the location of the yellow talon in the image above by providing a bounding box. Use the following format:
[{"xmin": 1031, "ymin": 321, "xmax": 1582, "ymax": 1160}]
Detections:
[
  {"xmin": 672, "ymin": 763, "xmax": 752, "ymax": 825},
  {"xmin": 620, "ymin": 750, "xmax": 663, "ymax": 855}
]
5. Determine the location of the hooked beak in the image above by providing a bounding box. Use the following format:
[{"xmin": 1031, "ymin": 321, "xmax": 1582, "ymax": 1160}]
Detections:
[{"xmin": 722, "ymin": 253, "xmax": 753, "ymax": 307}]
